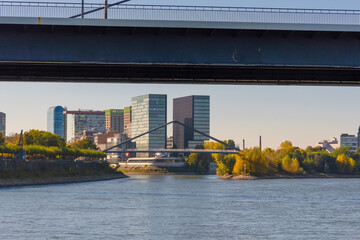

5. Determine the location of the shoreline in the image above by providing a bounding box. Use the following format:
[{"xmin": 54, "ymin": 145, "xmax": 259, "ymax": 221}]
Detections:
[
  {"xmin": 122, "ymin": 171, "xmax": 203, "ymax": 176},
  {"xmin": 0, "ymin": 173, "xmax": 127, "ymax": 188},
  {"xmin": 219, "ymin": 174, "xmax": 360, "ymax": 180}
]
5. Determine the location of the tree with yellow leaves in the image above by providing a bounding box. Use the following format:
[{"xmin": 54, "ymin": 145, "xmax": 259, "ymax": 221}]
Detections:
[
  {"xmin": 336, "ymin": 154, "xmax": 355, "ymax": 174},
  {"xmin": 281, "ymin": 155, "xmax": 303, "ymax": 174}
]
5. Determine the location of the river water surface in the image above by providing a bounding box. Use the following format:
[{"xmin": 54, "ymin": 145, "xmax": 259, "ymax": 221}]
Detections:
[{"xmin": 0, "ymin": 176, "xmax": 359, "ymax": 239}]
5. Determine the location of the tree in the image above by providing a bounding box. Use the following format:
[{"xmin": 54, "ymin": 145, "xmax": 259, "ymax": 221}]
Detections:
[
  {"xmin": 71, "ymin": 139, "xmax": 98, "ymax": 150},
  {"xmin": 331, "ymin": 146, "xmax": 352, "ymax": 158},
  {"xmin": 281, "ymin": 155, "xmax": 303, "ymax": 174},
  {"xmin": 24, "ymin": 130, "xmax": 65, "ymax": 147},
  {"xmin": 185, "ymin": 152, "xmax": 211, "ymax": 174},
  {"xmin": 232, "ymin": 154, "xmax": 246, "ymax": 175},
  {"xmin": 336, "ymin": 154, "xmax": 355, "ymax": 174},
  {"xmin": 0, "ymin": 132, "xmax": 4, "ymax": 145},
  {"xmin": 5, "ymin": 133, "xmax": 21, "ymax": 144}
]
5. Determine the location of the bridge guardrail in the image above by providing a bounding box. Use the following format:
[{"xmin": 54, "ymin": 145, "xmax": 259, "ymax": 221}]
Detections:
[{"xmin": 0, "ymin": 1, "xmax": 359, "ymax": 25}]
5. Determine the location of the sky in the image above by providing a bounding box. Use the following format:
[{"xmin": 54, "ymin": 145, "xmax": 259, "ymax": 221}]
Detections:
[{"xmin": 1, "ymin": 0, "xmax": 360, "ymax": 149}]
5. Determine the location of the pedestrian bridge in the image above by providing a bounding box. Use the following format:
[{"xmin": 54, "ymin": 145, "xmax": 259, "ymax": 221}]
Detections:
[
  {"xmin": 106, "ymin": 149, "xmax": 239, "ymax": 154},
  {"xmin": 1, "ymin": 2, "xmax": 360, "ymax": 85}
]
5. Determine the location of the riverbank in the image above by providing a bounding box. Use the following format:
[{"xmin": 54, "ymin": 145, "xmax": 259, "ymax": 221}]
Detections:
[
  {"xmin": 0, "ymin": 173, "xmax": 127, "ymax": 188},
  {"xmin": 219, "ymin": 173, "xmax": 360, "ymax": 180},
  {"xmin": 116, "ymin": 166, "xmax": 197, "ymax": 175}
]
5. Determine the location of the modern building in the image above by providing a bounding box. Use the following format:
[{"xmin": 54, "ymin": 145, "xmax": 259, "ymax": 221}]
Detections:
[
  {"xmin": 131, "ymin": 94, "xmax": 167, "ymax": 156},
  {"xmin": 173, "ymin": 95, "xmax": 210, "ymax": 149},
  {"xmin": 0, "ymin": 112, "xmax": 5, "ymax": 136},
  {"xmin": 340, "ymin": 133, "xmax": 358, "ymax": 152},
  {"xmin": 124, "ymin": 106, "xmax": 132, "ymax": 138},
  {"xmin": 106, "ymin": 133, "xmax": 128, "ymax": 161},
  {"xmin": 94, "ymin": 132, "xmax": 117, "ymax": 151},
  {"xmin": 65, "ymin": 110, "xmax": 106, "ymax": 142},
  {"xmin": 318, "ymin": 137, "xmax": 338, "ymax": 153},
  {"xmin": 105, "ymin": 109, "xmax": 124, "ymax": 133},
  {"xmin": 47, "ymin": 106, "xmax": 66, "ymax": 139}
]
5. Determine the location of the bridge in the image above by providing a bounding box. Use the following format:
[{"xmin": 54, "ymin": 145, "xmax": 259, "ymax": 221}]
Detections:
[
  {"xmin": 0, "ymin": 2, "xmax": 360, "ymax": 85},
  {"xmin": 105, "ymin": 149, "xmax": 240, "ymax": 154},
  {"xmin": 103, "ymin": 120, "xmax": 240, "ymax": 155}
]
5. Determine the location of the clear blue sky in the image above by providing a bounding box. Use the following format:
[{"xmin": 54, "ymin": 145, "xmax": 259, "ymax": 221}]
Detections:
[{"xmin": 1, "ymin": 0, "xmax": 360, "ymax": 149}]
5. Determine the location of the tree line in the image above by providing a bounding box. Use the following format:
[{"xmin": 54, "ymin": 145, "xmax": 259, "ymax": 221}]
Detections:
[
  {"xmin": 186, "ymin": 140, "xmax": 360, "ymax": 175},
  {"xmin": 0, "ymin": 130, "xmax": 105, "ymax": 160}
]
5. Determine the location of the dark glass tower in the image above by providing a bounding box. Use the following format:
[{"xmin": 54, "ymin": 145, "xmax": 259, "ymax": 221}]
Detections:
[{"xmin": 173, "ymin": 96, "xmax": 210, "ymax": 149}]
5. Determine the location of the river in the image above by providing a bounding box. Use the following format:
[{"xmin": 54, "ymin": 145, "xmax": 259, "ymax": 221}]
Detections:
[{"xmin": 0, "ymin": 176, "xmax": 359, "ymax": 239}]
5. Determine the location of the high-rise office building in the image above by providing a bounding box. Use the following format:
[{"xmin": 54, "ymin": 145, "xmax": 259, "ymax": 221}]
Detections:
[
  {"xmin": 124, "ymin": 106, "xmax": 132, "ymax": 138},
  {"xmin": 47, "ymin": 106, "xmax": 66, "ymax": 139},
  {"xmin": 131, "ymin": 94, "xmax": 167, "ymax": 155},
  {"xmin": 340, "ymin": 133, "xmax": 358, "ymax": 152},
  {"xmin": 0, "ymin": 112, "xmax": 6, "ymax": 136},
  {"xmin": 173, "ymin": 95, "xmax": 210, "ymax": 149},
  {"xmin": 105, "ymin": 109, "xmax": 124, "ymax": 133},
  {"xmin": 65, "ymin": 110, "xmax": 106, "ymax": 142}
]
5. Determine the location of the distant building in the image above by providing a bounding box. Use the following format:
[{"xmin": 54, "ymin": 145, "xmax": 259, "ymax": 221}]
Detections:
[
  {"xmin": 105, "ymin": 109, "xmax": 124, "ymax": 133},
  {"xmin": 132, "ymin": 94, "xmax": 167, "ymax": 156},
  {"xmin": 173, "ymin": 95, "xmax": 210, "ymax": 149},
  {"xmin": 94, "ymin": 132, "xmax": 117, "ymax": 151},
  {"xmin": 318, "ymin": 137, "xmax": 338, "ymax": 153},
  {"xmin": 340, "ymin": 134, "xmax": 358, "ymax": 152},
  {"xmin": 81, "ymin": 129, "xmax": 95, "ymax": 142},
  {"xmin": 65, "ymin": 110, "xmax": 105, "ymax": 142},
  {"xmin": 166, "ymin": 136, "xmax": 174, "ymax": 149},
  {"xmin": 47, "ymin": 106, "xmax": 66, "ymax": 139},
  {"xmin": 124, "ymin": 106, "xmax": 132, "ymax": 138},
  {"xmin": 0, "ymin": 112, "xmax": 5, "ymax": 136},
  {"xmin": 106, "ymin": 133, "xmax": 128, "ymax": 161}
]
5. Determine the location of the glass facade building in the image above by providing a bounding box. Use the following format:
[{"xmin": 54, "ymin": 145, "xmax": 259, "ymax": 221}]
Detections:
[
  {"xmin": 132, "ymin": 94, "xmax": 167, "ymax": 156},
  {"xmin": 65, "ymin": 110, "xmax": 106, "ymax": 142},
  {"xmin": 173, "ymin": 95, "xmax": 210, "ymax": 149},
  {"xmin": 105, "ymin": 109, "xmax": 124, "ymax": 133},
  {"xmin": 0, "ymin": 112, "xmax": 5, "ymax": 136},
  {"xmin": 47, "ymin": 106, "xmax": 66, "ymax": 139}
]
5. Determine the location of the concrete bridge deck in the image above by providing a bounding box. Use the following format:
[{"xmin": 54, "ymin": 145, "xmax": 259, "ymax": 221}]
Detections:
[{"xmin": 1, "ymin": 3, "xmax": 360, "ymax": 85}]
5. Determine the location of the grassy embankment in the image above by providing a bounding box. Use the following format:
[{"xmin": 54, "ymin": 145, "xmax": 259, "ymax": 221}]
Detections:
[{"xmin": 0, "ymin": 165, "xmax": 119, "ymax": 180}]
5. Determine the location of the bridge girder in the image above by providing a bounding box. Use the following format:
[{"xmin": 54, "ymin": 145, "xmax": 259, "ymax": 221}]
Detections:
[{"xmin": 0, "ymin": 18, "xmax": 359, "ymax": 85}]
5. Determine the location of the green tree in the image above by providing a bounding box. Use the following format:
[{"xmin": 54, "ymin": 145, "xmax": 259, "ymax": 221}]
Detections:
[
  {"xmin": 185, "ymin": 152, "xmax": 211, "ymax": 174},
  {"xmin": 71, "ymin": 139, "xmax": 98, "ymax": 150},
  {"xmin": 331, "ymin": 146, "xmax": 352, "ymax": 158},
  {"xmin": 24, "ymin": 130, "xmax": 65, "ymax": 147},
  {"xmin": 0, "ymin": 132, "xmax": 5, "ymax": 145}
]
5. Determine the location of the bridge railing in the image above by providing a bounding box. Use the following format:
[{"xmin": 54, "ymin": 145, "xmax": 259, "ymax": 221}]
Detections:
[{"xmin": 0, "ymin": 1, "xmax": 360, "ymax": 25}]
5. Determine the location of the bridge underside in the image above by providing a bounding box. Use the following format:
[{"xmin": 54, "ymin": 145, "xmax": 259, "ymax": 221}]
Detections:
[
  {"xmin": 2, "ymin": 62, "xmax": 360, "ymax": 85},
  {"xmin": 1, "ymin": 18, "xmax": 360, "ymax": 85}
]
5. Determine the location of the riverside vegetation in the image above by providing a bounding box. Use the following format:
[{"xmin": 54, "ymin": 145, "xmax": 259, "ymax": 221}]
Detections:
[
  {"xmin": 0, "ymin": 130, "xmax": 122, "ymax": 184},
  {"xmin": 186, "ymin": 140, "xmax": 360, "ymax": 176},
  {"xmin": 0, "ymin": 130, "xmax": 105, "ymax": 160}
]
